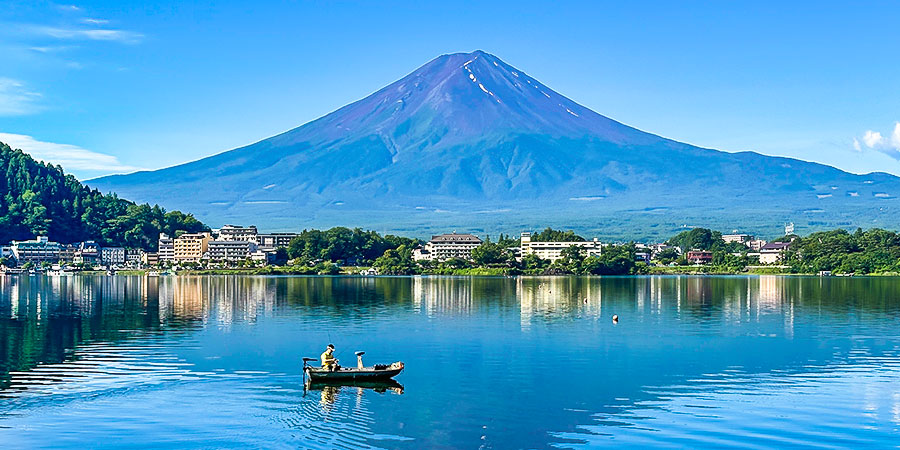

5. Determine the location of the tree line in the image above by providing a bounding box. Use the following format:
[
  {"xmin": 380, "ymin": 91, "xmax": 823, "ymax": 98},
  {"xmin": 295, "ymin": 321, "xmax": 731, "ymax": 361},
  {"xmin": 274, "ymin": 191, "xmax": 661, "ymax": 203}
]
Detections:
[
  {"xmin": 663, "ymin": 226, "xmax": 900, "ymax": 274},
  {"xmin": 0, "ymin": 141, "xmax": 207, "ymax": 249}
]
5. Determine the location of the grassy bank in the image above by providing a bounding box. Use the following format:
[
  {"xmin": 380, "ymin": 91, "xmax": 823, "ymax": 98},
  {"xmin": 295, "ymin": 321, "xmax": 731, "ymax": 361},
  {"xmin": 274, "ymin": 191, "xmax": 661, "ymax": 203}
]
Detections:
[
  {"xmin": 421, "ymin": 267, "xmax": 515, "ymax": 276},
  {"xmin": 647, "ymin": 265, "xmax": 798, "ymax": 275}
]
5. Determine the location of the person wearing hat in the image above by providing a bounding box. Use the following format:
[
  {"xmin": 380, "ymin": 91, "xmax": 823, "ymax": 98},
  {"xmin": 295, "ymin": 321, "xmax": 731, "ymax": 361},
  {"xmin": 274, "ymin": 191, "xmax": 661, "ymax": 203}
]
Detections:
[{"xmin": 321, "ymin": 344, "xmax": 340, "ymax": 371}]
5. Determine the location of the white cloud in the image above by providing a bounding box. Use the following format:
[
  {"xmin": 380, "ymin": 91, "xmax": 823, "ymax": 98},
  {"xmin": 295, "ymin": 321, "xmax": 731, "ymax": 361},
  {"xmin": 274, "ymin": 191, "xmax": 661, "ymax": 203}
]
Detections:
[
  {"xmin": 892, "ymin": 122, "xmax": 900, "ymax": 149},
  {"xmin": 853, "ymin": 138, "xmax": 861, "ymax": 152},
  {"xmin": 862, "ymin": 130, "xmax": 883, "ymax": 148},
  {"xmin": 82, "ymin": 18, "xmax": 110, "ymax": 25},
  {"xmin": 0, "ymin": 132, "xmax": 144, "ymax": 177},
  {"xmin": 27, "ymin": 25, "xmax": 142, "ymax": 43},
  {"xmin": 858, "ymin": 122, "xmax": 900, "ymax": 161},
  {"xmin": 0, "ymin": 78, "xmax": 42, "ymax": 116}
]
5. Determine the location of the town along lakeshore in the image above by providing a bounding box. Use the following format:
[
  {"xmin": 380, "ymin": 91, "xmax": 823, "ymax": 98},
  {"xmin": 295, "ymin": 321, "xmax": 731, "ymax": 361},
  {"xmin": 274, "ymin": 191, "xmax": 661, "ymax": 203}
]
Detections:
[
  {"xmin": 2, "ymin": 274, "xmax": 900, "ymax": 448},
  {"xmin": 10, "ymin": 225, "xmax": 900, "ymax": 278}
]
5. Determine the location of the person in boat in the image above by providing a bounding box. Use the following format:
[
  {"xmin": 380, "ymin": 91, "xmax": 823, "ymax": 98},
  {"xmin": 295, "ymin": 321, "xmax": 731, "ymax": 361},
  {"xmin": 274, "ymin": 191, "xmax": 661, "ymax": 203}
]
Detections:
[{"xmin": 321, "ymin": 344, "xmax": 340, "ymax": 371}]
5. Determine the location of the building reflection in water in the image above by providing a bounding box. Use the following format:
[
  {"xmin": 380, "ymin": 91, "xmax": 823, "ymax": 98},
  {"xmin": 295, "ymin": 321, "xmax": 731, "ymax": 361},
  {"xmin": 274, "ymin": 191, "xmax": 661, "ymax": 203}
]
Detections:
[
  {"xmin": 158, "ymin": 276, "xmax": 277, "ymax": 328},
  {"xmin": 412, "ymin": 276, "xmax": 474, "ymax": 316},
  {"xmin": 517, "ymin": 277, "xmax": 602, "ymax": 329}
]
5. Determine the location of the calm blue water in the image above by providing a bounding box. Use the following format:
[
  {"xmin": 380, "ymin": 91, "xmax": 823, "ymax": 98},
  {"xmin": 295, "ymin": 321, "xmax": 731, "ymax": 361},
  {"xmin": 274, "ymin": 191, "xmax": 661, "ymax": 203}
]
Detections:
[{"xmin": 1, "ymin": 275, "xmax": 900, "ymax": 448}]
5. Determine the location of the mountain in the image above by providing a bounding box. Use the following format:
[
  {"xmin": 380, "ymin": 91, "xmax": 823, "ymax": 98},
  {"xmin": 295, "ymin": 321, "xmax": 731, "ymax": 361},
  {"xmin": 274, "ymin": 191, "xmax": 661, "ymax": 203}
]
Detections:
[
  {"xmin": 87, "ymin": 50, "xmax": 900, "ymax": 240},
  {"xmin": 0, "ymin": 141, "xmax": 206, "ymax": 249}
]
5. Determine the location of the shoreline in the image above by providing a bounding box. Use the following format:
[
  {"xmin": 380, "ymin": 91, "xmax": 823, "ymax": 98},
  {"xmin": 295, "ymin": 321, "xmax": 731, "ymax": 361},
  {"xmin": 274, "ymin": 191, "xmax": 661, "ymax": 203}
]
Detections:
[{"xmin": 12, "ymin": 268, "xmax": 900, "ymax": 277}]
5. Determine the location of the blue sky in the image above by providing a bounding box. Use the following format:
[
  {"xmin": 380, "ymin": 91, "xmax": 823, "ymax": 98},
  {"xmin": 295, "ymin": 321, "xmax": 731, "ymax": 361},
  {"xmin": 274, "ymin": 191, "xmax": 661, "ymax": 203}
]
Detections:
[{"xmin": 1, "ymin": 0, "xmax": 899, "ymax": 179}]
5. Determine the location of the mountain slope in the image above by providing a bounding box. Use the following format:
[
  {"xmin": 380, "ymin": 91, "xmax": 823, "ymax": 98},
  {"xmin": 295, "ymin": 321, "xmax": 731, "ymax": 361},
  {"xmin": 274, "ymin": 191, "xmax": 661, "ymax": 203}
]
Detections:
[{"xmin": 87, "ymin": 50, "xmax": 900, "ymax": 240}]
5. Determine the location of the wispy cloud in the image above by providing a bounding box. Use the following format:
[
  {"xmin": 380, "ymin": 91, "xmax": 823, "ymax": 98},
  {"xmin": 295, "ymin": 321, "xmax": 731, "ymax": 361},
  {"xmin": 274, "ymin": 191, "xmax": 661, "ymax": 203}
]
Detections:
[
  {"xmin": 82, "ymin": 18, "xmax": 109, "ymax": 25},
  {"xmin": 28, "ymin": 45, "xmax": 76, "ymax": 53},
  {"xmin": 0, "ymin": 78, "xmax": 42, "ymax": 116},
  {"xmin": 0, "ymin": 132, "xmax": 145, "ymax": 177},
  {"xmin": 27, "ymin": 25, "xmax": 143, "ymax": 43},
  {"xmin": 858, "ymin": 122, "xmax": 900, "ymax": 160}
]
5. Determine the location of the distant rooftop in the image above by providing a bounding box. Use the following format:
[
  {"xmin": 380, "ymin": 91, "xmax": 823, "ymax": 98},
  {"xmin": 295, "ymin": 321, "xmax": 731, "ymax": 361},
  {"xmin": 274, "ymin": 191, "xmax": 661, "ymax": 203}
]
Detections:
[
  {"xmin": 430, "ymin": 233, "xmax": 482, "ymax": 244},
  {"xmin": 761, "ymin": 242, "xmax": 791, "ymax": 250}
]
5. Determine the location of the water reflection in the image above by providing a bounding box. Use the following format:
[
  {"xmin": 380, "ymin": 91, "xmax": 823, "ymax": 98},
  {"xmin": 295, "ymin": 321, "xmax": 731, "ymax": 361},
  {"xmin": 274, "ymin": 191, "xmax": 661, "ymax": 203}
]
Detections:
[{"xmin": 1, "ymin": 275, "xmax": 900, "ymax": 448}]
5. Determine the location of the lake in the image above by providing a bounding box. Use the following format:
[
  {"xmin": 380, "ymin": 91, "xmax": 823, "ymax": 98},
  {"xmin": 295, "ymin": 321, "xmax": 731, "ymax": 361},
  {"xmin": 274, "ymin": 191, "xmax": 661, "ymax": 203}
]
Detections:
[{"xmin": 1, "ymin": 275, "xmax": 899, "ymax": 448}]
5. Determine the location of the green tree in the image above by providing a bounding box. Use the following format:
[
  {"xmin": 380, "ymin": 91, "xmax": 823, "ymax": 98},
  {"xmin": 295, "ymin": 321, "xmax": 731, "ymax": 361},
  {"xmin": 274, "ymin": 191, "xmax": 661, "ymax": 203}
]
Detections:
[
  {"xmin": 549, "ymin": 245, "xmax": 586, "ymax": 274},
  {"xmin": 471, "ymin": 241, "xmax": 507, "ymax": 266},
  {"xmin": 655, "ymin": 248, "xmax": 680, "ymax": 265},
  {"xmin": 520, "ymin": 253, "xmax": 549, "ymax": 272},
  {"xmin": 531, "ymin": 227, "xmax": 585, "ymax": 242},
  {"xmin": 286, "ymin": 227, "xmax": 420, "ymax": 265},
  {"xmin": 667, "ymin": 228, "xmax": 723, "ymax": 251},
  {"xmin": 373, "ymin": 244, "xmax": 419, "ymax": 275},
  {"xmin": 0, "ymin": 140, "xmax": 206, "ymax": 249},
  {"xmin": 585, "ymin": 244, "xmax": 638, "ymax": 275}
]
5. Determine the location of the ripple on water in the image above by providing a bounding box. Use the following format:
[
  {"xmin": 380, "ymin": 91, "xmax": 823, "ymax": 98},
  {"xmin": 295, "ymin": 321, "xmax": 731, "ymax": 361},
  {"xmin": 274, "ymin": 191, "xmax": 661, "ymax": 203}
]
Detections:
[
  {"xmin": 0, "ymin": 332, "xmax": 411, "ymax": 449},
  {"xmin": 551, "ymin": 355, "xmax": 900, "ymax": 448}
]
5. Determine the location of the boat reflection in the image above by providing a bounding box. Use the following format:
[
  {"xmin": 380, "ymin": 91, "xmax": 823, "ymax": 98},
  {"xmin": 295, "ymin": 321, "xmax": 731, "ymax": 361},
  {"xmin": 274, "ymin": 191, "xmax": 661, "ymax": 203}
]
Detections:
[{"xmin": 305, "ymin": 379, "xmax": 404, "ymax": 407}]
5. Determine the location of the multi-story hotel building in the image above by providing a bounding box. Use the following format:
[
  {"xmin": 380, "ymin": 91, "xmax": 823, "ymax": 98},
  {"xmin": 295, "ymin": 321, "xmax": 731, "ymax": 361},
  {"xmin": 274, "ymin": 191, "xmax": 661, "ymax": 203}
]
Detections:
[
  {"xmin": 10, "ymin": 236, "xmax": 62, "ymax": 265},
  {"xmin": 413, "ymin": 233, "xmax": 483, "ymax": 262},
  {"xmin": 207, "ymin": 240, "xmax": 258, "ymax": 262},
  {"xmin": 101, "ymin": 247, "xmax": 126, "ymax": 266},
  {"xmin": 158, "ymin": 233, "xmax": 175, "ymax": 262},
  {"xmin": 257, "ymin": 233, "xmax": 298, "ymax": 249},
  {"xmin": 174, "ymin": 232, "xmax": 211, "ymax": 262},
  {"xmin": 519, "ymin": 232, "xmax": 602, "ymax": 261},
  {"xmin": 75, "ymin": 241, "xmax": 101, "ymax": 264},
  {"xmin": 142, "ymin": 252, "xmax": 159, "ymax": 266},
  {"xmin": 216, "ymin": 225, "xmax": 259, "ymax": 243}
]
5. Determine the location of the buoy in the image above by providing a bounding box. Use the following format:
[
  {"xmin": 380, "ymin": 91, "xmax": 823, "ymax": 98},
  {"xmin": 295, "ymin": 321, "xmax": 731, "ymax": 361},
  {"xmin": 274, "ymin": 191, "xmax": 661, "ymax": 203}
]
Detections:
[
  {"xmin": 612, "ymin": 314, "xmax": 619, "ymax": 323},
  {"xmin": 583, "ymin": 298, "xmax": 588, "ymax": 304}
]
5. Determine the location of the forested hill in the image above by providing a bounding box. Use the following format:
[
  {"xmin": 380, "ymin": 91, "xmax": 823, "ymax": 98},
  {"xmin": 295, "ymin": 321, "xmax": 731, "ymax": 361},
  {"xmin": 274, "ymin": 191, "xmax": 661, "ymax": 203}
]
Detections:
[{"xmin": 0, "ymin": 141, "xmax": 207, "ymax": 250}]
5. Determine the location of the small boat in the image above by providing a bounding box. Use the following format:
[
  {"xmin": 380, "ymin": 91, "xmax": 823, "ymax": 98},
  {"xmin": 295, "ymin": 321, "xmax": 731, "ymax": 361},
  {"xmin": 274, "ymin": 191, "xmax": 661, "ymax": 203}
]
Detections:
[{"xmin": 302, "ymin": 352, "xmax": 404, "ymax": 382}]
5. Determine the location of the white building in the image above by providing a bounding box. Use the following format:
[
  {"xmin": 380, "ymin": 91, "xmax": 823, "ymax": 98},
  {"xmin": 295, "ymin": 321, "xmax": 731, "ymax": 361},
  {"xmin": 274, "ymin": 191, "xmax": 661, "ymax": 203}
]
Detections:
[
  {"xmin": 519, "ymin": 232, "xmax": 602, "ymax": 261},
  {"xmin": 257, "ymin": 233, "xmax": 298, "ymax": 249},
  {"xmin": 722, "ymin": 234, "xmax": 753, "ymax": 245},
  {"xmin": 100, "ymin": 247, "xmax": 126, "ymax": 266},
  {"xmin": 748, "ymin": 239, "xmax": 768, "ymax": 251},
  {"xmin": 74, "ymin": 241, "xmax": 100, "ymax": 265},
  {"xmin": 207, "ymin": 240, "xmax": 258, "ymax": 262},
  {"xmin": 250, "ymin": 249, "xmax": 275, "ymax": 264},
  {"xmin": 126, "ymin": 249, "xmax": 144, "ymax": 266},
  {"xmin": 216, "ymin": 225, "xmax": 259, "ymax": 243},
  {"xmin": 413, "ymin": 233, "xmax": 483, "ymax": 262},
  {"xmin": 759, "ymin": 241, "xmax": 791, "ymax": 264},
  {"xmin": 158, "ymin": 233, "xmax": 175, "ymax": 262},
  {"xmin": 10, "ymin": 236, "xmax": 62, "ymax": 265}
]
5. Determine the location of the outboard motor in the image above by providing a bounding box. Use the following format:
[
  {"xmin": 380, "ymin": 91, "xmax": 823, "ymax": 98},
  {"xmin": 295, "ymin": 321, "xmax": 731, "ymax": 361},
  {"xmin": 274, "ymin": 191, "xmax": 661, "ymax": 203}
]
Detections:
[{"xmin": 355, "ymin": 351, "xmax": 365, "ymax": 369}]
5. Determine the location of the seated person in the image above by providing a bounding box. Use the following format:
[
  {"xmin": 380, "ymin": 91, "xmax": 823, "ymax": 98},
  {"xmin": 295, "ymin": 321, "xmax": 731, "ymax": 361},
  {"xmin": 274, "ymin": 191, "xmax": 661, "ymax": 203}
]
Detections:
[{"xmin": 321, "ymin": 344, "xmax": 339, "ymax": 371}]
